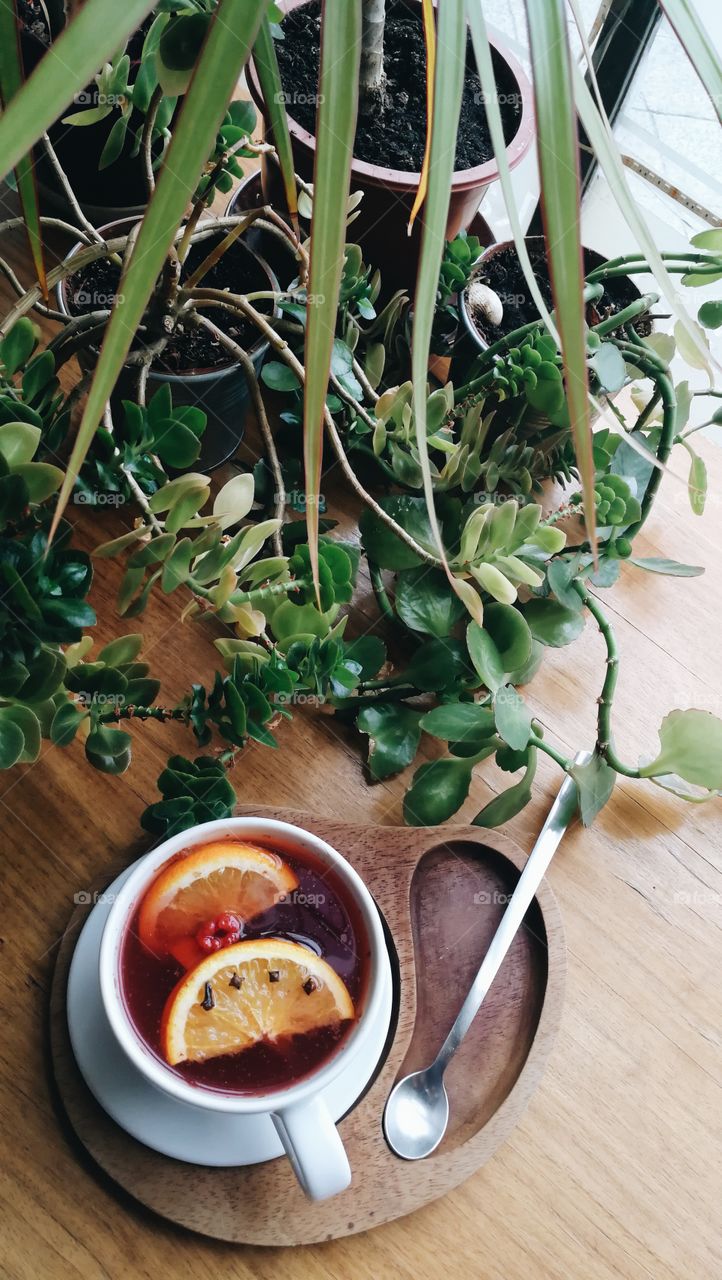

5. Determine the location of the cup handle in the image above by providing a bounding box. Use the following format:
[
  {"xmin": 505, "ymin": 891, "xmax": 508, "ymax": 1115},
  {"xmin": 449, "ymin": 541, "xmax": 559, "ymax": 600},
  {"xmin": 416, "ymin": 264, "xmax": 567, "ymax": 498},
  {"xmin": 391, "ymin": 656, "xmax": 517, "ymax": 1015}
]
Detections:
[{"xmin": 272, "ymin": 1095, "xmax": 351, "ymax": 1201}]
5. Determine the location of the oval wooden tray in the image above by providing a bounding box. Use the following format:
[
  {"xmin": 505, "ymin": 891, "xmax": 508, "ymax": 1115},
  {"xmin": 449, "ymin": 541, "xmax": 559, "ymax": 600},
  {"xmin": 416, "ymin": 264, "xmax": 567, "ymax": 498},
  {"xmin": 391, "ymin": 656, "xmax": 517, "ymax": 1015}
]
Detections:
[{"xmin": 50, "ymin": 807, "xmax": 565, "ymax": 1245}]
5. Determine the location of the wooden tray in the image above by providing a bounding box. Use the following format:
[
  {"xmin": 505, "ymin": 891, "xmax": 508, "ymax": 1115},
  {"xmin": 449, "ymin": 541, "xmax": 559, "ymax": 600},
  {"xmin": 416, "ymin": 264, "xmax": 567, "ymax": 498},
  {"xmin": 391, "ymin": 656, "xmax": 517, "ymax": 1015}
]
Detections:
[{"xmin": 50, "ymin": 807, "xmax": 565, "ymax": 1245}]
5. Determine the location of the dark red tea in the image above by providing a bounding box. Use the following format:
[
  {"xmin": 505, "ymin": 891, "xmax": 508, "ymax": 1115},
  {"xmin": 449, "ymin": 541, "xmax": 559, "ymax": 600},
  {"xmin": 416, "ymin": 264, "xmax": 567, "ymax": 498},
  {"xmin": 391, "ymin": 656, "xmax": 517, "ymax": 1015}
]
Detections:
[{"xmin": 119, "ymin": 839, "xmax": 370, "ymax": 1095}]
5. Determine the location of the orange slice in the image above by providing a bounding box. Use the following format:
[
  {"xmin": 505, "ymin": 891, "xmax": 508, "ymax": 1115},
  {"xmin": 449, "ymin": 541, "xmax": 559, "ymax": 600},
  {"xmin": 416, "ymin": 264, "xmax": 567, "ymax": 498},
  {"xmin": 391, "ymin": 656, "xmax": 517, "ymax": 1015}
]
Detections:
[
  {"xmin": 138, "ymin": 841, "xmax": 298, "ymax": 965},
  {"xmin": 160, "ymin": 938, "xmax": 355, "ymax": 1066}
]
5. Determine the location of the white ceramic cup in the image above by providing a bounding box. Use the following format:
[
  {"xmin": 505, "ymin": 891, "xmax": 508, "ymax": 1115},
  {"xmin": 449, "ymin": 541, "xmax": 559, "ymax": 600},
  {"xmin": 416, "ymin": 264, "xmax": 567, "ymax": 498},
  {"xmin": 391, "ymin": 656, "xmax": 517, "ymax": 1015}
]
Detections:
[{"xmin": 99, "ymin": 817, "xmax": 392, "ymax": 1201}]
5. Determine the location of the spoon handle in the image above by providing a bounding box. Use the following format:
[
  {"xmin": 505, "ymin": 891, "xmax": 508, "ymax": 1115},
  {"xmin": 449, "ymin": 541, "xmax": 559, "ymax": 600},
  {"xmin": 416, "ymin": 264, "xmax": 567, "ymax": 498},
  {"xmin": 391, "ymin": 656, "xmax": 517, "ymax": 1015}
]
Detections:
[{"xmin": 434, "ymin": 754, "xmax": 586, "ymax": 1075}]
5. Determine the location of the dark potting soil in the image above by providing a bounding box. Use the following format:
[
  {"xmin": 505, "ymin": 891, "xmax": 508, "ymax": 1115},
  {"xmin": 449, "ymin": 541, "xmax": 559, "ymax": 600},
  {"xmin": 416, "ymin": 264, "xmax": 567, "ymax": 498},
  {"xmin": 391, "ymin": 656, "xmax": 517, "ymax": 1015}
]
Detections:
[
  {"xmin": 466, "ymin": 243, "xmax": 651, "ymax": 344},
  {"xmin": 275, "ymin": 0, "xmax": 522, "ymax": 172},
  {"xmin": 17, "ymin": 0, "xmax": 51, "ymax": 47},
  {"xmin": 65, "ymin": 236, "xmax": 272, "ymax": 374}
]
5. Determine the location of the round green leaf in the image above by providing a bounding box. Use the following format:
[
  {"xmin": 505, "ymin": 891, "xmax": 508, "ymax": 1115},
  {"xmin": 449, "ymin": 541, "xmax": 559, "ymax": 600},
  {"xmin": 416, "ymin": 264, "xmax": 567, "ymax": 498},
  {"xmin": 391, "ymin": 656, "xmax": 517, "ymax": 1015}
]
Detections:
[
  {"xmin": 483, "ymin": 604, "xmax": 532, "ymax": 673},
  {"xmin": 421, "ymin": 701, "xmax": 495, "ymax": 742},
  {"xmin": 0, "ymin": 717, "xmax": 25, "ymax": 768},
  {"xmin": 395, "ymin": 568, "xmax": 465, "ymax": 638},
  {"xmin": 639, "ymin": 709, "xmax": 722, "ymax": 790},
  {"xmin": 357, "ymin": 704, "xmax": 422, "ymax": 781},
  {"xmin": 522, "ymin": 599, "xmax": 585, "ymax": 647},
  {"xmin": 404, "ymin": 757, "xmax": 474, "ymax": 826}
]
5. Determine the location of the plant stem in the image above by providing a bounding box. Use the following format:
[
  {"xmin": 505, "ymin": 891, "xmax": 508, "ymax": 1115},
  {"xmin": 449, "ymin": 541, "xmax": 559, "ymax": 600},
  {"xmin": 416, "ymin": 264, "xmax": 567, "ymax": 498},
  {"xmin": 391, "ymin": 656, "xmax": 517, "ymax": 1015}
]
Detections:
[
  {"xmin": 100, "ymin": 704, "xmax": 189, "ymax": 725},
  {"xmin": 572, "ymin": 578, "xmax": 640, "ymax": 777},
  {"xmin": 40, "ymin": 133, "xmax": 106, "ymax": 248},
  {"xmin": 528, "ymin": 734, "xmax": 571, "ymax": 772},
  {"xmin": 190, "ymin": 311, "xmax": 285, "ymax": 555},
  {"xmin": 141, "ymin": 85, "xmax": 163, "ymax": 198},
  {"xmin": 360, "ymin": 0, "xmax": 386, "ymax": 102},
  {"xmin": 193, "ymin": 293, "xmax": 443, "ymax": 566},
  {"xmin": 368, "ymin": 560, "xmax": 395, "ymax": 624}
]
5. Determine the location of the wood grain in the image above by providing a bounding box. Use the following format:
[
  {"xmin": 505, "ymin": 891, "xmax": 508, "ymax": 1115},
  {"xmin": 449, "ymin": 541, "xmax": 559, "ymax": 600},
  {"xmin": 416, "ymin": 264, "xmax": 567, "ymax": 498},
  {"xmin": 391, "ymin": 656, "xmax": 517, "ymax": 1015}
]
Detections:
[
  {"xmin": 49, "ymin": 809, "xmax": 564, "ymax": 1245},
  {"xmin": 1, "ymin": 148, "xmax": 721, "ymax": 1276}
]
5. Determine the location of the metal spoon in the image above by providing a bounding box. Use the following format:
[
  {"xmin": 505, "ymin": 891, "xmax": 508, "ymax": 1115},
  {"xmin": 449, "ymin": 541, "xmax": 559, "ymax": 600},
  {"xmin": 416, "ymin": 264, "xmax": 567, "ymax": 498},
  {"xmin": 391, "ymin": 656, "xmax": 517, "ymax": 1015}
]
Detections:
[{"xmin": 383, "ymin": 755, "xmax": 586, "ymax": 1160}]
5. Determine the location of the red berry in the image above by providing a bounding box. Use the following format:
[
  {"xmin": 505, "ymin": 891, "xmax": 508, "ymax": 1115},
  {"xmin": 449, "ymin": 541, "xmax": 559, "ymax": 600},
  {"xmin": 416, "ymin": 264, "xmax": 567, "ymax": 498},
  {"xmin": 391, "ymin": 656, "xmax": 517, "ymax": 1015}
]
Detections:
[{"xmin": 195, "ymin": 913, "xmax": 242, "ymax": 953}]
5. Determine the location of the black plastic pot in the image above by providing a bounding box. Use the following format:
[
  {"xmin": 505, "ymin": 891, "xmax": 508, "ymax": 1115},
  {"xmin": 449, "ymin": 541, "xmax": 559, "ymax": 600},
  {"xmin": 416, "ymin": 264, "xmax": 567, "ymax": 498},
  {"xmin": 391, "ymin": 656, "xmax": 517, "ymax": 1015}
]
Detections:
[
  {"xmin": 455, "ymin": 237, "xmax": 651, "ymax": 372},
  {"xmin": 57, "ymin": 218, "xmax": 279, "ymax": 470},
  {"xmin": 19, "ymin": 13, "xmax": 157, "ymax": 226}
]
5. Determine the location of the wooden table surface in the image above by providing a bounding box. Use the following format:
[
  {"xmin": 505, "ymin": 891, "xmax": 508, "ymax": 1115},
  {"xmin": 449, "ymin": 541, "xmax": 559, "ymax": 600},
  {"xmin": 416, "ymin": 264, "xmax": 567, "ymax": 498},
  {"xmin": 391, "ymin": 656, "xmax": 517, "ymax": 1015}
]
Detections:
[{"xmin": 1, "ymin": 188, "xmax": 721, "ymax": 1280}]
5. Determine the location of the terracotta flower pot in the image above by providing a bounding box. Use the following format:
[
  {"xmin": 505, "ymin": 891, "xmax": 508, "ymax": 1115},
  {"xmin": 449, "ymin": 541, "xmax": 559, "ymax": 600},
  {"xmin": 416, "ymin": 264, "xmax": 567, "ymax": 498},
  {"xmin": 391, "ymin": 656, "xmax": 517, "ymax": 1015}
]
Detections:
[
  {"xmin": 57, "ymin": 217, "xmax": 278, "ymax": 471},
  {"xmin": 246, "ymin": 0, "xmax": 534, "ymax": 296}
]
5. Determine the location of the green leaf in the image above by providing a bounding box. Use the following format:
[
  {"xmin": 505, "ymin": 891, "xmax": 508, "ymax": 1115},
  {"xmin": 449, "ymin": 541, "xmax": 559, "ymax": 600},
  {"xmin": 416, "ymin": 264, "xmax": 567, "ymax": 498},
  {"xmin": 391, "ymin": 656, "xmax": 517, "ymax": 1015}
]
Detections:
[
  {"xmin": 589, "ymin": 340, "xmax": 626, "ymax": 392},
  {"xmin": 404, "ymin": 756, "xmax": 474, "ymax": 826},
  {"xmin": 0, "ymin": 715, "xmax": 25, "ymax": 768},
  {"xmin": 0, "ymin": 317, "xmax": 36, "ymax": 375},
  {"xmin": 698, "ymin": 300, "xmax": 722, "ymax": 329},
  {"xmin": 343, "ymin": 635, "xmax": 386, "ymax": 681},
  {"xmin": 357, "ymin": 704, "xmax": 422, "ymax": 781},
  {"xmin": 85, "ymin": 725, "xmax": 132, "ymax": 774},
  {"xmin": 493, "ymin": 685, "xmax": 532, "ymax": 751},
  {"xmin": 629, "ymin": 557, "xmax": 704, "ymax": 577},
  {"xmin": 302, "ymin": 0, "xmax": 361, "ymax": 601},
  {"xmin": 473, "ymin": 749, "xmax": 538, "ymax": 827},
  {"xmin": 13, "ymin": 461, "xmax": 63, "ymax": 502},
  {"xmin": 0, "ymin": 421, "xmax": 41, "ymax": 467},
  {"xmin": 360, "ymin": 496, "xmax": 456, "ymax": 571},
  {"xmin": 522, "ymin": 599, "xmax": 585, "ymax": 647},
  {"xmin": 409, "ymin": 0, "xmax": 465, "ymax": 579},
  {"xmin": 0, "ymin": 704, "xmax": 41, "ymax": 762},
  {"xmin": 157, "ymin": 12, "xmax": 212, "ymax": 93},
  {"xmin": 466, "ymin": 621, "xmax": 505, "ymax": 692},
  {"xmin": 0, "ymin": 0, "xmax": 157, "ymax": 179},
  {"xmin": 570, "ymin": 752, "xmax": 616, "ymax": 825},
  {"xmin": 395, "ymin": 567, "xmax": 465, "ymax": 637},
  {"xmin": 547, "ymin": 558, "xmax": 584, "ymax": 612},
  {"xmin": 50, "ymin": 700, "xmax": 87, "ymax": 746},
  {"xmin": 574, "ymin": 64, "xmax": 714, "ymax": 377},
  {"xmin": 406, "ymin": 636, "xmax": 474, "ymax": 692},
  {"xmin": 525, "ymin": 0, "xmax": 596, "ymax": 547},
  {"xmin": 261, "ymin": 360, "xmax": 300, "ymax": 392},
  {"xmin": 483, "ymin": 603, "xmax": 532, "ymax": 673},
  {"xmin": 213, "ymin": 472, "xmax": 255, "ymax": 530},
  {"xmin": 0, "ymin": 0, "xmax": 47, "ymax": 295},
  {"xmin": 659, "ymin": 0, "xmax": 722, "ymax": 123},
  {"xmin": 639, "ymin": 709, "xmax": 722, "ymax": 790},
  {"xmin": 687, "ymin": 448, "xmax": 707, "ymax": 516},
  {"xmin": 49, "ymin": 0, "xmax": 267, "ymax": 539},
  {"xmin": 252, "ymin": 18, "xmax": 298, "ymax": 227},
  {"xmin": 96, "ymin": 634, "xmax": 143, "ymax": 667},
  {"xmin": 421, "ymin": 701, "xmax": 495, "ymax": 742}
]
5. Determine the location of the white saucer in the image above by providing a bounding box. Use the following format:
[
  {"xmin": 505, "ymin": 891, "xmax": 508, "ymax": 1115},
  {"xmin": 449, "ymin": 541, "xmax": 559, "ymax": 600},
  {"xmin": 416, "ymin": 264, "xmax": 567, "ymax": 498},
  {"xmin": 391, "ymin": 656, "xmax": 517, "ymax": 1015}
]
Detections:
[{"xmin": 67, "ymin": 859, "xmax": 394, "ymax": 1167}]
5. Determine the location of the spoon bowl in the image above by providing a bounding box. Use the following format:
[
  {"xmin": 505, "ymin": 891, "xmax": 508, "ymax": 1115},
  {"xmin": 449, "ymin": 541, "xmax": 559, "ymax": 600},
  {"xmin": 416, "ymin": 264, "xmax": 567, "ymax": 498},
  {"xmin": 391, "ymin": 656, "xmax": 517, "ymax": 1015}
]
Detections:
[{"xmin": 383, "ymin": 1066, "xmax": 449, "ymax": 1161}]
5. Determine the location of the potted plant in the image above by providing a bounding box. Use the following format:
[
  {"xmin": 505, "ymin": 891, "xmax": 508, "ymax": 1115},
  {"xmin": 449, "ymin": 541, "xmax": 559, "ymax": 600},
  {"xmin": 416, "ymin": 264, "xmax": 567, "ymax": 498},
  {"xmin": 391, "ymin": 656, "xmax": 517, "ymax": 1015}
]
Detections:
[
  {"xmin": 1, "ymin": 0, "xmax": 721, "ymax": 840},
  {"xmin": 56, "ymin": 212, "xmax": 281, "ymax": 469},
  {"xmin": 245, "ymin": 0, "xmax": 534, "ymax": 293}
]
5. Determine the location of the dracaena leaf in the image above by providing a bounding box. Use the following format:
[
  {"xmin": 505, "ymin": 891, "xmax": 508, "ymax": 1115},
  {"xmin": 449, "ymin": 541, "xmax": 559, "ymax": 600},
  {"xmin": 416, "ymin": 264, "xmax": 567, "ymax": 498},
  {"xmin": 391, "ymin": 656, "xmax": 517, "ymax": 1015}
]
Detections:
[
  {"xmin": 49, "ymin": 0, "xmax": 268, "ymax": 541},
  {"xmin": 303, "ymin": 0, "xmax": 361, "ymax": 601}
]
